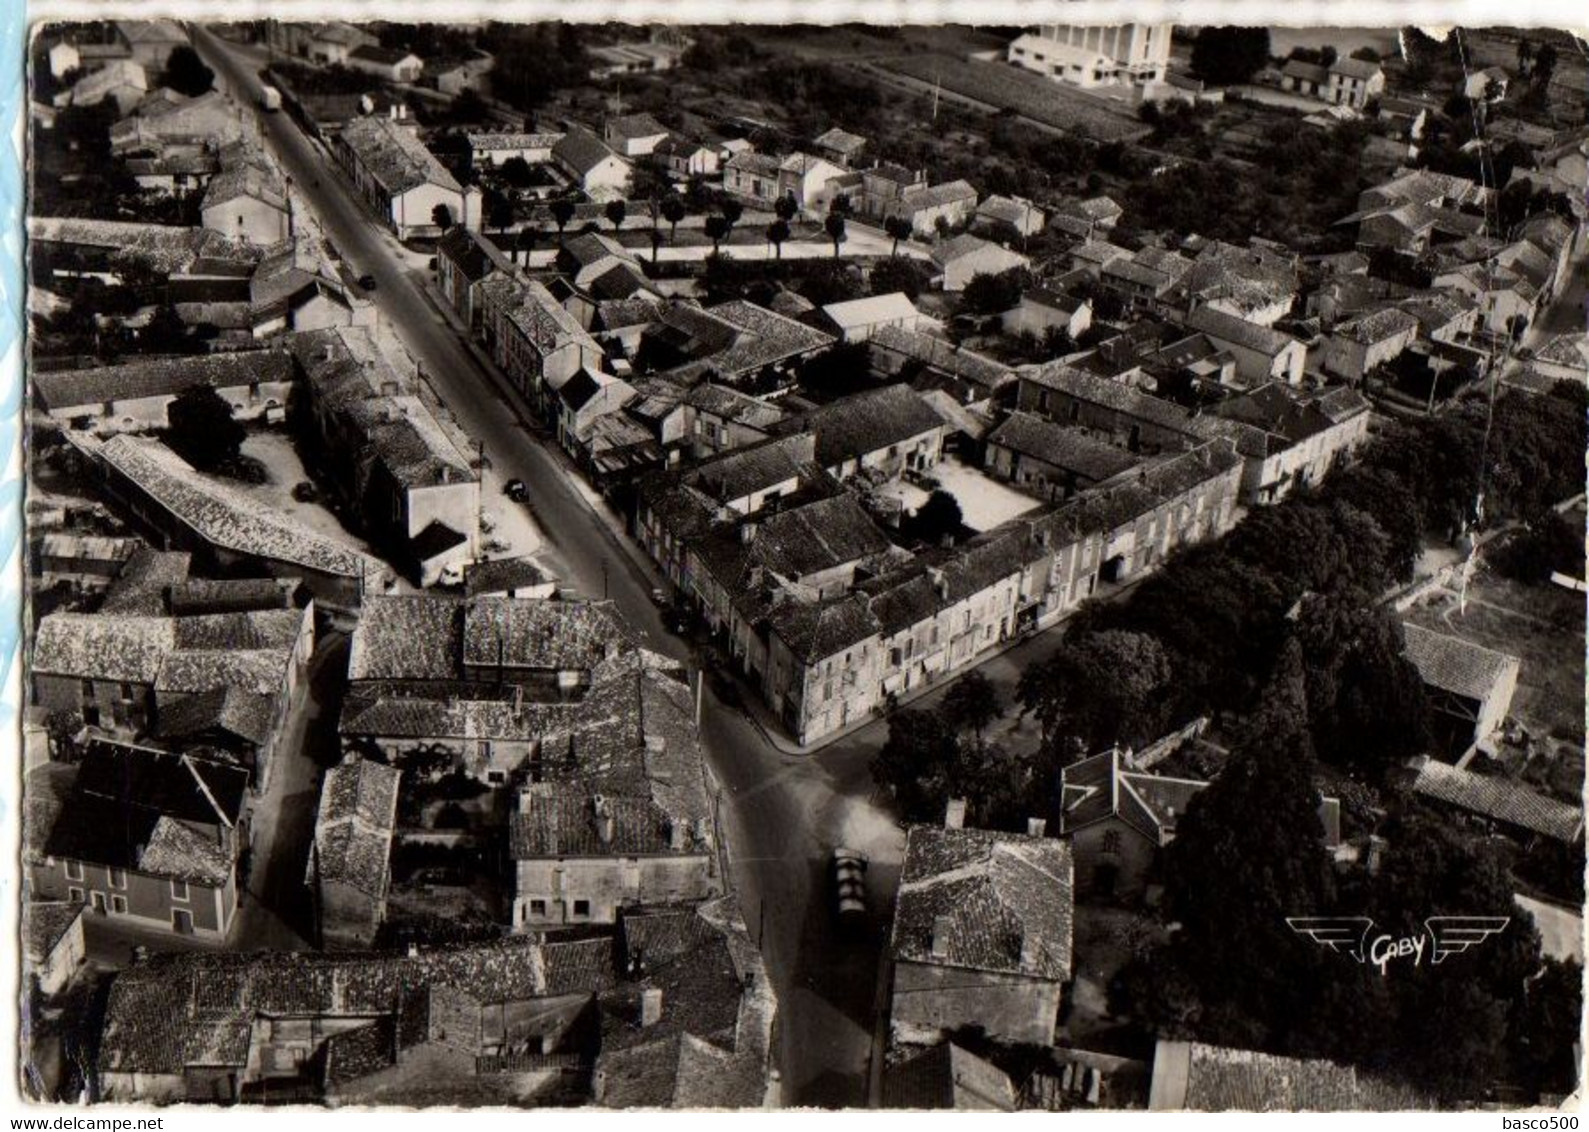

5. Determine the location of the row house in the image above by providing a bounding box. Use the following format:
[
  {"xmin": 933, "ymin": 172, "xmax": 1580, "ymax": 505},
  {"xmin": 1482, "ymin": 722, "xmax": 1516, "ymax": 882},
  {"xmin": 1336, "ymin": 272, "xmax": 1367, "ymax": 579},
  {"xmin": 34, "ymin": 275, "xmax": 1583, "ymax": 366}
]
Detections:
[
  {"xmin": 779, "ymin": 383, "xmax": 947, "ymax": 483},
  {"xmin": 434, "ymin": 225, "xmax": 516, "ymax": 333},
  {"xmin": 32, "ymin": 349, "xmax": 295, "ymax": 435},
  {"xmin": 288, "ymin": 327, "xmax": 482, "ymax": 586},
  {"xmin": 333, "ymin": 112, "xmax": 472, "ymax": 239},
  {"xmin": 31, "ymin": 604, "xmax": 314, "ymax": 791},
  {"xmin": 306, "ymin": 754, "xmax": 400, "ymax": 950},
  {"xmin": 484, "ymin": 275, "xmax": 608, "ymax": 418},
  {"xmin": 723, "ymin": 151, "xmax": 783, "ymax": 204},
  {"xmin": 26, "ymin": 741, "xmax": 248, "ymax": 940}
]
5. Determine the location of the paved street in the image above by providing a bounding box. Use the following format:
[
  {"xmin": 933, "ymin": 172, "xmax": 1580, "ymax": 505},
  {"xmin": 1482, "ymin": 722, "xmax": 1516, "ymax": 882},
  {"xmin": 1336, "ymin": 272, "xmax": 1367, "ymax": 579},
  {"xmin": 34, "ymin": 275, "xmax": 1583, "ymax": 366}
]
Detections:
[{"xmin": 192, "ymin": 26, "xmax": 903, "ymax": 1105}]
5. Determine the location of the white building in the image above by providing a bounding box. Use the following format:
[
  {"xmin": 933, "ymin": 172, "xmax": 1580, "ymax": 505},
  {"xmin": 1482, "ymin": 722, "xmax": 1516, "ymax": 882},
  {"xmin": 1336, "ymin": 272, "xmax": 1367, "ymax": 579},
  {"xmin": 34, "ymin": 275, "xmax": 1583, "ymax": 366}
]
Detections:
[{"xmin": 1007, "ymin": 24, "xmax": 1172, "ymax": 88}]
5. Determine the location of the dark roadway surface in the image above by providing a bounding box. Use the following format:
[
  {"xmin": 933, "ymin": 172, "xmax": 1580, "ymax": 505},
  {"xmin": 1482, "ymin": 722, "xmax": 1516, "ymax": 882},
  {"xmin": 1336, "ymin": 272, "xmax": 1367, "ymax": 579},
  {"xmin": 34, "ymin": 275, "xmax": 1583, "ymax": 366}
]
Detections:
[{"xmin": 193, "ymin": 26, "xmax": 893, "ymax": 1107}]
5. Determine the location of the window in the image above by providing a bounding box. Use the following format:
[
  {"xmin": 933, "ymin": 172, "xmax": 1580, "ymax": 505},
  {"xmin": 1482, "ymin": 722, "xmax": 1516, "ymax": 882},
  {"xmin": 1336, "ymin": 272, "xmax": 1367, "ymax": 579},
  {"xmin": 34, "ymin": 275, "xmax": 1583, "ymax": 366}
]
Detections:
[
  {"xmin": 80, "ymin": 679, "xmax": 94, "ymax": 703},
  {"xmin": 119, "ymin": 682, "xmax": 134, "ymax": 701},
  {"xmin": 67, "ymin": 887, "xmax": 83, "ymax": 904},
  {"xmin": 64, "ymin": 860, "xmax": 83, "ymax": 882},
  {"xmin": 108, "ymin": 867, "xmax": 127, "ymax": 890},
  {"xmin": 529, "ymin": 899, "xmax": 547, "ymax": 917},
  {"xmin": 171, "ymin": 879, "xmax": 189, "ymax": 902},
  {"xmin": 111, "ymin": 895, "xmax": 127, "ymax": 914},
  {"xmin": 572, "ymin": 899, "xmax": 591, "ymax": 918},
  {"xmin": 1102, "ymin": 829, "xmax": 1123, "ymax": 855}
]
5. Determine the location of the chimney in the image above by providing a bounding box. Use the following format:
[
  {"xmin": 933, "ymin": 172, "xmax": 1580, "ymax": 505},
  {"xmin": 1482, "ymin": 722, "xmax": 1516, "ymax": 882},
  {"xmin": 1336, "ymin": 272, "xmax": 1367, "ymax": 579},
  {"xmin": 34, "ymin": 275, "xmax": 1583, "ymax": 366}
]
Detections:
[
  {"xmin": 944, "ymin": 797, "xmax": 966, "ymax": 829},
  {"xmin": 928, "ymin": 567, "xmax": 948, "ymax": 600},
  {"xmin": 593, "ymin": 794, "xmax": 614, "ymax": 844},
  {"xmin": 1020, "ymin": 932, "xmax": 1038, "ymax": 971},
  {"xmin": 1027, "ymin": 817, "xmax": 1047, "ymax": 838},
  {"xmin": 740, "ymin": 521, "xmax": 758, "ymax": 544},
  {"xmin": 640, "ymin": 987, "xmax": 664, "ymax": 1026},
  {"xmin": 668, "ymin": 817, "xmax": 687, "ymax": 850},
  {"xmin": 930, "ymin": 915, "xmax": 953, "ymax": 960}
]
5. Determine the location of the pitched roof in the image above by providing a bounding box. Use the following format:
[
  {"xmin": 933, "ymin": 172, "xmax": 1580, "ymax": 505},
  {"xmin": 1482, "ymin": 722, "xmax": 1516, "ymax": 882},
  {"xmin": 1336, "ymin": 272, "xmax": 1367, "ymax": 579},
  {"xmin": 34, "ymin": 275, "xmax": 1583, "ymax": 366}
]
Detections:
[
  {"xmin": 606, "ymin": 112, "xmax": 668, "ymax": 141},
  {"xmin": 1151, "ymin": 1040, "xmax": 1434, "ymax": 1111},
  {"xmin": 33, "ymin": 349, "xmax": 293, "ymax": 413},
  {"xmin": 1411, "ymin": 758, "xmax": 1581, "ymax": 842},
  {"xmin": 1401, "ymin": 623, "xmax": 1520, "ymax": 703},
  {"xmin": 339, "ymin": 115, "xmax": 461, "ymax": 197},
  {"xmin": 77, "ymin": 739, "xmax": 247, "ymax": 827},
  {"xmin": 1329, "ymin": 56, "xmax": 1382, "ymax": 80},
  {"xmin": 822, "ymin": 292, "xmax": 922, "ymax": 331},
  {"xmin": 1281, "ymin": 58, "xmax": 1329, "ymax": 84},
  {"xmin": 813, "ymin": 126, "xmax": 867, "ymax": 155},
  {"xmin": 789, "ymin": 383, "xmax": 944, "ymax": 470},
  {"xmin": 900, "ymin": 179, "xmax": 978, "ymax": 212},
  {"xmin": 1336, "ymin": 306, "xmax": 1419, "ymax": 345},
  {"xmin": 931, "ymin": 232, "xmax": 1026, "ymax": 269},
  {"xmin": 882, "ymin": 1042, "xmax": 1018, "ymax": 1111},
  {"xmin": 349, "ymin": 43, "xmax": 419, "ymax": 67},
  {"xmin": 554, "ymin": 128, "xmax": 628, "ymax": 178},
  {"xmin": 310, "ymin": 756, "xmax": 401, "ymax": 898},
  {"xmin": 1185, "ymin": 306, "xmax": 1297, "ymax": 356},
  {"xmin": 987, "ymin": 412, "xmax": 1140, "ymax": 482},
  {"xmin": 84, "ymin": 435, "xmax": 383, "ymax": 583},
  {"xmin": 509, "ymin": 782, "xmax": 709, "ymax": 858},
  {"xmin": 23, "ymin": 901, "xmax": 85, "ymax": 965},
  {"xmin": 890, "ymin": 824, "xmax": 1073, "ymax": 980},
  {"xmin": 468, "ymin": 131, "xmax": 563, "ymax": 152}
]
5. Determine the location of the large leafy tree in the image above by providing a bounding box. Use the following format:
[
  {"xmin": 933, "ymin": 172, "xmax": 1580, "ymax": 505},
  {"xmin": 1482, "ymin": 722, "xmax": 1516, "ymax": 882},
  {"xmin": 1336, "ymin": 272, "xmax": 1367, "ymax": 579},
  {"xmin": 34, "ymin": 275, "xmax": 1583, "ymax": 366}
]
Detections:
[
  {"xmin": 165, "ymin": 384, "xmax": 245, "ymax": 471},
  {"xmin": 164, "ymin": 45, "xmax": 214, "ymax": 97},
  {"xmin": 1018, "ymin": 629, "xmax": 1175, "ymax": 763}
]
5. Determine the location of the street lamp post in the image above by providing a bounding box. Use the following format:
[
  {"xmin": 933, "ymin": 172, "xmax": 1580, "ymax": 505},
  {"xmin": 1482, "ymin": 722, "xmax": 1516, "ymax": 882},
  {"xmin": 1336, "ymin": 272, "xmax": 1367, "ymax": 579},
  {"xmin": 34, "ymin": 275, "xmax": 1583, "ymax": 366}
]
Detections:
[{"xmin": 601, "ymin": 557, "xmax": 609, "ymax": 600}]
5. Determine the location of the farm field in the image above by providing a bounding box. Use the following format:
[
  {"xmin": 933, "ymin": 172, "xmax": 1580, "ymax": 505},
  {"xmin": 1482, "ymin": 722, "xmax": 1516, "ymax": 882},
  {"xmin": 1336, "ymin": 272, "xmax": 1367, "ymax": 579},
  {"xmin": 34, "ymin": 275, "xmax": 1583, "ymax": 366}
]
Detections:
[{"xmin": 881, "ymin": 53, "xmax": 1153, "ymax": 142}]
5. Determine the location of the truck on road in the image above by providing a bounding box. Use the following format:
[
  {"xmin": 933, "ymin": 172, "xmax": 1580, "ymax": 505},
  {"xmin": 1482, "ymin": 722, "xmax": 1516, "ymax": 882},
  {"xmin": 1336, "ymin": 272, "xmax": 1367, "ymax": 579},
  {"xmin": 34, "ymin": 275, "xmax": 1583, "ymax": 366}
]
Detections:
[{"xmin": 259, "ymin": 85, "xmax": 282, "ymax": 112}]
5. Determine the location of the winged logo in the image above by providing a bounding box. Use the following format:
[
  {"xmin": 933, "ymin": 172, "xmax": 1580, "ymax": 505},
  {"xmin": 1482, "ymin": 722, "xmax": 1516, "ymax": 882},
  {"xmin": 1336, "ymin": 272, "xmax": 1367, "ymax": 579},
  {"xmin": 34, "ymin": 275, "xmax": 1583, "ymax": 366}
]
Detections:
[
  {"xmin": 1286, "ymin": 917, "xmax": 1375, "ymax": 962},
  {"xmin": 1425, "ymin": 916, "xmax": 1511, "ymax": 964}
]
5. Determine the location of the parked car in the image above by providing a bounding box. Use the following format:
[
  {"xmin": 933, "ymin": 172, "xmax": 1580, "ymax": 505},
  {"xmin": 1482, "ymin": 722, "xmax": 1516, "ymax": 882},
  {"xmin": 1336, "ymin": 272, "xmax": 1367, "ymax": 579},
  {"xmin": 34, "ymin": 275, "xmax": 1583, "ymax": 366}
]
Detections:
[
  {"xmin": 291, "ymin": 481, "xmax": 318, "ymax": 503},
  {"xmin": 831, "ymin": 848, "xmax": 869, "ymax": 923},
  {"xmin": 651, "ymin": 586, "xmax": 669, "ymax": 607},
  {"xmin": 358, "ymin": 274, "xmax": 378, "ymax": 291},
  {"xmin": 503, "ymin": 478, "xmax": 529, "ymax": 502}
]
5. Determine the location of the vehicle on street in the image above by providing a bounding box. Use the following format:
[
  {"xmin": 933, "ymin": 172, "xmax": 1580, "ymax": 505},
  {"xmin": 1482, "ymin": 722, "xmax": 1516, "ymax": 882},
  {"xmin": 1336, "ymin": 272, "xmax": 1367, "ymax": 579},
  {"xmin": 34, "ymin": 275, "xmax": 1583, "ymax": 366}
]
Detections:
[
  {"xmin": 358, "ymin": 274, "xmax": 378, "ymax": 292},
  {"xmin": 503, "ymin": 478, "xmax": 529, "ymax": 502},
  {"xmin": 651, "ymin": 586, "xmax": 669, "ymax": 606},
  {"xmin": 831, "ymin": 848, "xmax": 869, "ymax": 924},
  {"xmin": 291, "ymin": 481, "xmax": 318, "ymax": 503},
  {"xmin": 259, "ymin": 85, "xmax": 282, "ymax": 112}
]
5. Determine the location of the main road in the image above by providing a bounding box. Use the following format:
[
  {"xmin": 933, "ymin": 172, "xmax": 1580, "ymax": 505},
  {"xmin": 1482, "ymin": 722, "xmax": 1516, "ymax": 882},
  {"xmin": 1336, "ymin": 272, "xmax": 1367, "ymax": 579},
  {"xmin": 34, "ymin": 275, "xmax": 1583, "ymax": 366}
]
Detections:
[{"xmin": 192, "ymin": 26, "xmax": 897, "ymax": 1107}]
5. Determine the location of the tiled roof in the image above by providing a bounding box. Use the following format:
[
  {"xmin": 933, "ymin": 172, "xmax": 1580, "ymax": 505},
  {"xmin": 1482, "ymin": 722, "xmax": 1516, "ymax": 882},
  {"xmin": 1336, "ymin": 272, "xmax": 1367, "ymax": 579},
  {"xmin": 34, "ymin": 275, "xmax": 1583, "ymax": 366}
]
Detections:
[
  {"xmin": 86, "ymin": 435, "xmax": 381, "ymax": 582},
  {"xmin": 311, "ymin": 756, "xmax": 401, "ymax": 898},
  {"xmin": 1071, "ymin": 240, "xmax": 1130, "ymax": 267},
  {"xmin": 987, "ymin": 412, "xmax": 1140, "ymax": 482},
  {"xmin": 1281, "ymin": 58, "xmax": 1329, "ymax": 84},
  {"xmin": 814, "ymin": 126, "xmax": 867, "ymax": 155},
  {"xmin": 468, "ymin": 131, "xmax": 563, "ymax": 151},
  {"xmin": 554, "ymin": 128, "xmax": 627, "ymax": 178},
  {"xmin": 1337, "ymin": 306, "xmax": 1419, "ymax": 344},
  {"xmin": 1329, "ymin": 56, "xmax": 1382, "ymax": 80},
  {"xmin": 509, "ymin": 782, "xmax": 708, "ymax": 858},
  {"xmin": 99, "ymin": 546, "xmax": 193, "ymax": 614},
  {"xmin": 932, "ymin": 232, "xmax": 1024, "ymax": 268},
  {"xmin": 1401, "ymin": 623, "xmax": 1520, "ymax": 703},
  {"xmin": 870, "ymin": 326, "xmax": 1013, "ymax": 394},
  {"xmin": 1185, "ymin": 306, "xmax": 1297, "ymax": 356},
  {"xmin": 606, "ymin": 112, "xmax": 668, "ymax": 141},
  {"xmin": 901, "ymin": 179, "xmax": 978, "ymax": 213},
  {"xmin": 155, "ymin": 684, "xmax": 279, "ymax": 747},
  {"xmin": 1154, "ymin": 1040, "xmax": 1434, "ymax": 1111},
  {"xmin": 725, "ymin": 151, "xmax": 781, "ymax": 178},
  {"xmin": 695, "ymin": 492, "xmax": 894, "ymax": 593},
  {"xmin": 684, "ymin": 432, "xmax": 815, "ymax": 505},
  {"xmin": 976, "ymin": 194, "xmax": 1043, "ymax": 227},
  {"xmin": 465, "ymin": 556, "xmax": 553, "ymax": 597},
  {"xmin": 347, "ymin": 594, "xmax": 464, "ymax": 681},
  {"xmin": 33, "ymin": 348, "xmax": 292, "ymax": 413},
  {"xmin": 1412, "ymin": 758, "xmax": 1581, "ymax": 842},
  {"xmin": 890, "ymin": 824, "xmax": 1073, "ymax": 980},
  {"xmin": 340, "ymin": 115, "xmax": 462, "ymax": 197},
  {"xmin": 23, "ymin": 901, "xmax": 85, "ymax": 965},
  {"xmin": 77, "ymin": 739, "xmax": 246, "ymax": 827},
  {"xmin": 882, "ymin": 1042, "xmax": 1018, "ymax": 1110},
  {"xmin": 349, "ymin": 43, "xmax": 418, "ymax": 67},
  {"xmin": 33, "ymin": 613, "xmax": 175, "ymax": 683},
  {"xmin": 696, "ymin": 300, "xmax": 835, "ymax": 376},
  {"xmin": 463, "ymin": 596, "xmax": 633, "ymax": 672},
  {"xmin": 767, "ymin": 592, "xmax": 880, "ymax": 662},
  {"xmin": 790, "ymin": 383, "xmax": 944, "ymax": 470}
]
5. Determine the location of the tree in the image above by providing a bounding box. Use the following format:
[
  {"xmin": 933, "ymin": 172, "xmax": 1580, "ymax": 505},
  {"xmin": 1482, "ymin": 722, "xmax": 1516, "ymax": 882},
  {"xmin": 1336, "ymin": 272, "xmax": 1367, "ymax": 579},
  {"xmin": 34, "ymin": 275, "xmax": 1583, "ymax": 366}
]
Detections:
[
  {"xmin": 604, "ymin": 198, "xmax": 627, "ymax": 232},
  {"xmin": 942, "ymin": 671, "xmax": 1001, "ymax": 750},
  {"xmin": 908, "ymin": 489, "xmax": 962, "ymax": 546},
  {"xmin": 486, "ymin": 193, "xmax": 515, "ymax": 235},
  {"xmin": 765, "ymin": 219, "xmax": 790, "ymax": 259},
  {"xmin": 514, "ymin": 226, "xmax": 537, "ymax": 266},
  {"xmin": 797, "ymin": 341, "xmax": 874, "ymax": 399},
  {"xmin": 775, "ymin": 194, "xmax": 799, "ymax": 224},
  {"xmin": 1017, "ymin": 629, "xmax": 1175, "ymax": 760},
  {"xmin": 961, "ymin": 267, "xmax": 1027, "ymax": 315},
  {"xmin": 1516, "ymin": 35, "xmax": 1534, "ymax": 76},
  {"xmin": 869, "ymin": 256, "xmax": 925, "ymax": 300},
  {"xmin": 884, "ymin": 214, "xmax": 913, "ymax": 256},
  {"xmin": 720, "ymin": 198, "xmax": 744, "ymax": 232},
  {"xmin": 432, "ymin": 203, "xmax": 455, "ymax": 231},
  {"xmin": 870, "ymin": 707, "xmax": 964, "ymax": 823},
  {"xmin": 1159, "ymin": 638, "xmax": 1337, "ymax": 1039},
  {"xmin": 1189, "ymin": 27, "xmax": 1272, "ymax": 86},
  {"xmin": 164, "ymin": 45, "xmax": 215, "ymax": 97},
  {"xmin": 165, "ymin": 383, "xmax": 245, "ymax": 471},
  {"xmin": 500, "ymin": 155, "xmax": 534, "ymax": 188},
  {"xmin": 549, "ymin": 198, "xmax": 577, "ymax": 241},
  {"xmin": 660, "ymin": 193, "xmax": 687, "ymax": 243},
  {"xmin": 704, "ymin": 214, "xmax": 730, "ymax": 253},
  {"xmin": 1533, "ymin": 42, "xmax": 1559, "ymax": 86},
  {"xmin": 824, "ymin": 212, "xmax": 847, "ymax": 257}
]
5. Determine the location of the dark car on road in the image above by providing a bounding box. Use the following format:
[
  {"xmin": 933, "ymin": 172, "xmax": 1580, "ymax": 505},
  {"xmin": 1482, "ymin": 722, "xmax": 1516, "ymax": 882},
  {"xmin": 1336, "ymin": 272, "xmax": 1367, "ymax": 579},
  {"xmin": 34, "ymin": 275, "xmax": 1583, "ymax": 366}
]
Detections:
[
  {"xmin": 358, "ymin": 274, "xmax": 378, "ymax": 291},
  {"xmin": 503, "ymin": 479, "xmax": 529, "ymax": 502},
  {"xmin": 831, "ymin": 848, "xmax": 869, "ymax": 925}
]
